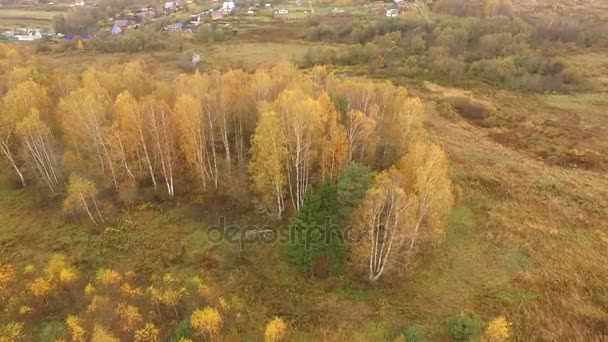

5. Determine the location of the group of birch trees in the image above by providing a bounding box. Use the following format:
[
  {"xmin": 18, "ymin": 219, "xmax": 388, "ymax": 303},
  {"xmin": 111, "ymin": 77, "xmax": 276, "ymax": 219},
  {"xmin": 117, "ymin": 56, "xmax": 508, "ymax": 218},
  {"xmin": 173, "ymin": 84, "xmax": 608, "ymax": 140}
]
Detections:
[{"xmin": 0, "ymin": 44, "xmax": 453, "ymax": 281}]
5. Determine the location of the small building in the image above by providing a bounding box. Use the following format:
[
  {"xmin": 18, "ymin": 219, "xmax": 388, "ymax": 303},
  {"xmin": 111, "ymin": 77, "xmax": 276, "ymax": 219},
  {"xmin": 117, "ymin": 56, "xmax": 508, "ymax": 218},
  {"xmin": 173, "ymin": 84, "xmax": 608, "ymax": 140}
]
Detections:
[
  {"xmin": 110, "ymin": 25, "xmax": 122, "ymax": 34},
  {"xmin": 277, "ymin": 8, "xmax": 288, "ymax": 14},
  {"xmin": 136, "ymin": 7, "xmax": 157, "ymax": 19},
  {"xmin": 386, "ymin": 8, "xmax": 399, "ymax": 17},
  {"xmin": 221, "ymin": 1, "xmax": 235, "ymax": 13},
  {"xmin": 73, "ymin": 0, "xmax": 85, "ymax": 6},
  {"xmin": 165, "ymin": 22, "xmax": 183, "ymax": 31},
  {"xmin": 164, "ymin": 1, "xmax": 177, "ymax": 13},
  {"xmin": 211, "ymin": 11, "xmax": 224, "ymax": 20},
  {"xmin": 14, "ymin": 29, "xmax": 44, "ymax": 41}
]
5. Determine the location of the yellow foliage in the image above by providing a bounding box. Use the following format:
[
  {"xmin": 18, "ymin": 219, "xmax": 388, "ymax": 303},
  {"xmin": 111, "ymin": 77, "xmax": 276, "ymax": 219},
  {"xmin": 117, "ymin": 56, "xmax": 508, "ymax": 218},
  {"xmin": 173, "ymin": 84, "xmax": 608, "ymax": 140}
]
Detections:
[
  {"xmin": 162, "ymin": 273, "xmax": 177, "ymax": 284},
  {"xmin": 91, "ymin": 325, "xmax": 119, "ymax": 342},
  {"xmin": 133, "ymin": 323, "xmax": 160, "ymax": 342},
  {"xmin": 30, "ymin": 277, "xmax": 52, "ymax": 297},
  {"xmin": 120, "ymin": 283, "xmax": 143, "ymax": 298},
  {"xmin": 59, "ymin": 267, "xmax": 79, "ymax": 285},
  {"xmin": 18, "ymin": 306, "xmax": 33, "ymax": 316},
  {"xmin": 96, "ymin": 269, "xmax": 122, "ymax": 286},
  {"xmin": 218, "ymin": 296, "xmax": 230, "ymax": 313},
  {"xmin": 23, "ymin": 265, "xmax": 35, "ymax": 275},
  {"xmin": 0, "ymin": 322, "xmax": 24, "ymax": 342},
  {"xmin": 84, "ymin": 283, "xmax": 95, "ymax": 295},
  {"xmin": 161, "ymin": 287, "xmax": 186, "ymax": 307},
  {"xmin": 264, "ymin": 317, "xmax": 288, "ymax": 342},
  {"xmin": 0, "ymin": 263, "xmax": 15, "ymax": 298},
  {"xmin": 177, "ymin": 339, "xmax": 193, "ymax": 342},
  {"xmin": 191, "ymin": 307, "xmax": 223, "ymax": 339},
  {"xmin": 484, "ymin": 316, "xmax": 512, "ymax": 342},
  {"xmin": 116, "ymin": 304, "xmax": 144, "ymax": 332},
  {"xmin": 66, "ymin": 316, "xmax": 86, "ymax": 342},
  {"xmin": 87, "ymin": 295, "xmax": 110, "ymax": 313}
]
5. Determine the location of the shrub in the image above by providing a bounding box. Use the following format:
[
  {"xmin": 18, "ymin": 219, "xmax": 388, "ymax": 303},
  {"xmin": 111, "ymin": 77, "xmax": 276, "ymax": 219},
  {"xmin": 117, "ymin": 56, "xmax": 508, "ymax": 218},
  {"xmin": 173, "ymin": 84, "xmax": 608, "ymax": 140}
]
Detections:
[
  {"xmin": 448, "ymin": 97, "xmax": 490, "ymax": 120},
  {"xmin": 172, "ymin": 320, "xmax": 194, "ymax": 342},
  {"xmin": 39, "ymin": 321, "xmax": 68, "ymax": 342},
  {"xmin": 447, "ymin": 313, "xmax": 480, "ymax": 342},
  {"xmin": 484, "ymin": 316, "xmax": 512, "ymax": 342},
  {"xmin": 264, "ymin": 317, "xmax": 288, "ymax": 342},
  {"xmin": 403, "ymin": 326, "xmax": 426, "ymax": 342},
  {"xmin": 306, "ymin": 24, "xmax": 337, "ymax": 42},
  {"xmin": 191, "ymin": 307, "xmax": 222, "ymax": 340}
]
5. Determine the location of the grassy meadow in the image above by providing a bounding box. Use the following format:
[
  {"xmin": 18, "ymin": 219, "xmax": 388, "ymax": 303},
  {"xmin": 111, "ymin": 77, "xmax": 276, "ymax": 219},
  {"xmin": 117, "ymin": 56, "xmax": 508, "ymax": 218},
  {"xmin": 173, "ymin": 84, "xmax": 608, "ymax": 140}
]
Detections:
[{"xmin": 0, "ymin": 8, "xmax": 65, "ymax": 30}]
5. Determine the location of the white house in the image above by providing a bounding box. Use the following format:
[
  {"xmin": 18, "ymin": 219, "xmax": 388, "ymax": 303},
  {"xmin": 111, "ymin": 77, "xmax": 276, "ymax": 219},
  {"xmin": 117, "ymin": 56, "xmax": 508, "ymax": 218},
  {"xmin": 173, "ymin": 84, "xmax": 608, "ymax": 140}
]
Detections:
[
  {"xmin": 386, "ymin": 8, "xmax": 399, "ymax": 17},
  {"xmin": 164, "ymin": 1, "xmax": 177, "ymax": 13},
  {"xmin": 277, "ymin": 8, "xmax": 288, "ymax": 14},
  {"xmin": 221, "ymin": 1, "xmax": 235, "ymax": 12},
  {"xmin": 15, "ymin": 29, "xmax": 43, "ymax": 41}
]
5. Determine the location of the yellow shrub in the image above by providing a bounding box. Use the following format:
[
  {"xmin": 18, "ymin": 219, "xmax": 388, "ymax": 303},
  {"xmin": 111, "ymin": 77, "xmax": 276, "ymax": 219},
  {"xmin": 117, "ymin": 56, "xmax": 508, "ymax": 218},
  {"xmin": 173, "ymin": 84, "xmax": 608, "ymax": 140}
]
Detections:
[
  {"xmin": 84, "ymin": 283, "xmax": 95, "ymax": 295},
  {"xmin": 96, "ymin": 269, "xmax": 122, "ymax": 286},
  {"xmin": 191, "ymin": 307, "xmax": 223, "ymax": 340},
  {"xmin": 91, "ymin": 325, "xmax": 119, "ymax": 342},
  {"xmin": 66, "ymin": 315, "xmax": 86, "ymax": 342},
  {"xmin": 0, "ymin": 263, "xmax": 16, "ymax": 296},
  {"xmin": 134, "ymin": 323, "xmax": 160, "ymax": 342},
  {"xmin": 59, "ymin": 267, "xmax": 79, "ymax": 285},
  {"xmin": 264, "ymin": 317, "xmax": 287, "ymax": 342},
  {"xmin": 23, "ymin": 265, "xmax": 35, "ymax": 275},
  {"xmin": 87, "ymin": 295, "xmax": 110, "ymax": 313},
  {"xmin": 18, "ymin": 305, "xmax": 33, "ymax": 316},
  {"xmin": 116, "ymin": 304, "xmax": 144, "ymax": 332},
  {"xmin": 0, "ymin": 322, "xmax": 24, "ymax": 342},
  {"xmin": 484, "ymin": 316, "xmax": 512, "ymax": 342},
  {"xmin": 120, "ymin": 283, "xmax": 143, "ymax": 298},
  {"xmin": 30, "ymin": 277, "xmax": 52, "ymax": 297}
]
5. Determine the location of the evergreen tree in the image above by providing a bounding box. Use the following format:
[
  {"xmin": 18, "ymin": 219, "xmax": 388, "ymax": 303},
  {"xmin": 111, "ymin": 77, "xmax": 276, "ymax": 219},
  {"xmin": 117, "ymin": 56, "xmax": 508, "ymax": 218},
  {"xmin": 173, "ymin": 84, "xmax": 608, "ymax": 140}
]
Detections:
[{"xmin": 288, "ymin": 179, "xmax": 346, "ymax": 276}]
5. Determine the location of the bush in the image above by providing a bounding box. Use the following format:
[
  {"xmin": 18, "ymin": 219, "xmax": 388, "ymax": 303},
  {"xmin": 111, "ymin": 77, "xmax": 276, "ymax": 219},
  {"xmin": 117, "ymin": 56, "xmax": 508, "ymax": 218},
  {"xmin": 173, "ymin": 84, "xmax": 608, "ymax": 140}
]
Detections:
[
  {"xmin": 447, "ymin": 313, "xmax": 480, "ymax": 342},
  {"xmin": 448, "ymin": 97, "xmax": 490, "ymax": 120},
  {"xmin": 306, "ymin": 24, "xmax": 337, "ymax": 42},
  {"xmin": 404, "ymin": 326, "xmax": 426, "ymax": 342},
  {"xmin": 39, "ymin": 321, "xmax": 68, "ymax": 342}
]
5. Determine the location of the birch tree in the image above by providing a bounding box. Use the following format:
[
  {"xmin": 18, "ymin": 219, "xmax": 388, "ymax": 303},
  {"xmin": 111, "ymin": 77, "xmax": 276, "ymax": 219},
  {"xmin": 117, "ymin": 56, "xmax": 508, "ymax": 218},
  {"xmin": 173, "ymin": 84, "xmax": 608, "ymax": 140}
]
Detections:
[
  {"xmin": 358, "ymin": 170, "xmax": 412, "ymax": 282},
  {"xmin": 174, "ymin": 94, "xmax": 211, "ymax": 189},
  {"xmin": 318, "ymin": 94, "xmax": 349, "ymax": 179},
  {"xmin": 273, "ymin": 89, "xmax": 323, "ymax": 210},
  {"xmin": 397, "ymin": 140, "xmax": 454, "ymax": 255},
  {"xmin": 59, "ymin": 87, "xmax": 118, "ymax": 190},
  {"xmin": 142, "ymin": 97, "xmax": 177, "ymax": 198},
  {"xmin": 249, "ymin": 110, "xmax": 288, "ymax": 218},
  {"xmin": 344, "ymin": 109, "xmax": 376, "ymax": 163},
  {"xmin": 357, "ymin": 141, "xmax": 453, "ymax": 282},
  {"xmin": 0, "ymin": 80, "xmax": 51, "ymax": 187},
  {"xmin": 113, "ymin": 92, "xmax": 152, "ymax": 185},
  {"xmin": 64, "ymin": 173, "xmax": 104, "ymax": 225},
  {"xmin": 16, "ymin": 109, "xmax": 63, "ymax": 193}
]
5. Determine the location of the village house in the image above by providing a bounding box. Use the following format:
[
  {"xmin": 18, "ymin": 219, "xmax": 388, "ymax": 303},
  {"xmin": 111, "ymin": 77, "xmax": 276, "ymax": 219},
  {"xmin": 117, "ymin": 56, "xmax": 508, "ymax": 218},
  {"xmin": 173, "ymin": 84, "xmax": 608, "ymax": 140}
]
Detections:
[
  {"xmin": 221, "ymin": 1, "xmax": 235, "ymax": 13},
  {"xmin": 164, "ymin": 1, "xmax": 180, "ymax": 14},
  {"xmin": 111, "ymin": 19, "xmax": 134, "ymax": 34},
  {"xmin": 386, "ymin": 8, "xmax": 399, "ymax": 17},
  {"xmin": 164, "ymin": 23, "xmax": 183, "ymax": 32}
]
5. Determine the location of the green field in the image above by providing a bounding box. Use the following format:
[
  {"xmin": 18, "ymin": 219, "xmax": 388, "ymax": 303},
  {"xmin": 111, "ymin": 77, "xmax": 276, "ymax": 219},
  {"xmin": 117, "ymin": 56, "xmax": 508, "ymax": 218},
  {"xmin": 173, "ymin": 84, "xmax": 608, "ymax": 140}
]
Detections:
[{"xmin": 0, "ymin": 8, "xmax": 65, "ymax": 30}]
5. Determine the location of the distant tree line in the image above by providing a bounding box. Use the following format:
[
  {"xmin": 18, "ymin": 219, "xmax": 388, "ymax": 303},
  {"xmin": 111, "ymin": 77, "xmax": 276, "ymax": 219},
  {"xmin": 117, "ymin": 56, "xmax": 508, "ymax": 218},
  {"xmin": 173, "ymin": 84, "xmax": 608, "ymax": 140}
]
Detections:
[{"xmin": 302, "ymin": 10, "xmax": 605, "ymax": 92}]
